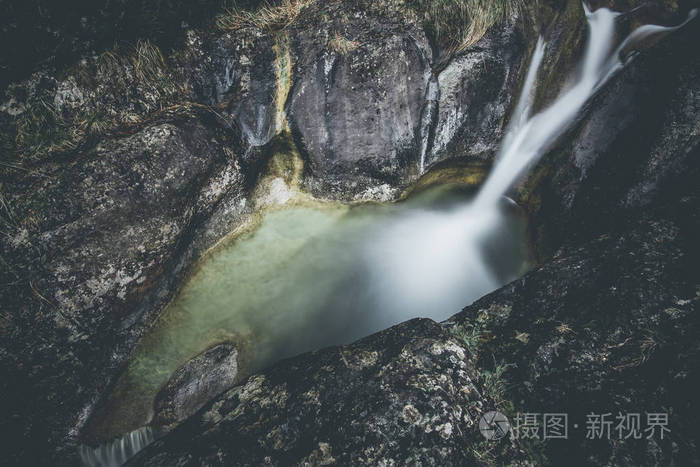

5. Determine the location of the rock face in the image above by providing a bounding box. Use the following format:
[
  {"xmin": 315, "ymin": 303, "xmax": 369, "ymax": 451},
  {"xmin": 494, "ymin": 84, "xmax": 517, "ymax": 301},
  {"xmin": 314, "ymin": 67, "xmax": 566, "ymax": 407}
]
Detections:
[
  {"xmin": 287, "ymin": 1, "xmax": 433, "ymax": 198},
  {"xmin": 429, "ymin": 13, "xmax": 526, "ymax": 165},
  {"xmin": 153, "ymin": 344, "xmax": 239, "ymax": 432},
  {"xmin": 518, "ymin": 9, "xmax": 700, "ymax": 258},
  {"xmin": 193, "ymin": 29, "xmax": 282, "ymax": 149},
  {"xmin": 454, "ymin": 215, "xmax": 700, "ymax": 466}
]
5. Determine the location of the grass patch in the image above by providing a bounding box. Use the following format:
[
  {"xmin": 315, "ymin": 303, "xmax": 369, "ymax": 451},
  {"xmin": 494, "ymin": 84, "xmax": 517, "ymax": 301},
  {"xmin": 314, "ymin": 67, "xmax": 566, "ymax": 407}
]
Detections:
[
  {"xmin": 1, "ymin": 40, "xmax": 184, "ymax": 167},
  {"xmin": 450, "ymin": 321, "xmax": 513, "ymax": 410},
  {"xmin": 217, "ymin": 0, "xmax": 315, "ymax": 32},
  {"xmin": 451, "ymin": 323, "xmax": 484, "ymax": 357},
  {"xmin": 408, "ymin": 0, "xmax": 522, "ymax": 55}
]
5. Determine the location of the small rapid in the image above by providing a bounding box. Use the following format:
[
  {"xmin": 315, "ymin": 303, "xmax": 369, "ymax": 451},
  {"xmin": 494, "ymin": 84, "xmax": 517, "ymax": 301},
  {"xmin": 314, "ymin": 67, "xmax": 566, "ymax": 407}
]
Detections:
[{"xmin": 79, "ymin": 427, "xmax": 154, "ymax": 467}]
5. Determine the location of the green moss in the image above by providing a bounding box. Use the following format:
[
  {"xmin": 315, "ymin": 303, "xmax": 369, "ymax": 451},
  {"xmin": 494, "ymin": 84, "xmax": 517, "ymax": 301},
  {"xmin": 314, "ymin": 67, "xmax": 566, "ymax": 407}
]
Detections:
[
  {"xmin": 402, "ymin": 157, "xmax": 491, "ymax": 199},
  {"xmin": 273, "ymin": 32, "xmax": 293, "ymax": 131}
]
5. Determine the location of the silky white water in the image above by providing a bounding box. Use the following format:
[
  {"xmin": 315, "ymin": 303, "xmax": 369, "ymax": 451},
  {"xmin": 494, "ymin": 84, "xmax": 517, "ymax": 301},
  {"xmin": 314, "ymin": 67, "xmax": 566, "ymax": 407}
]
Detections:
[
  {"xmin": 80, "ymin": 4, "xmax": 697, "ymax": 466},
  {"xmin": 79, "ymin": 427, "xmax": 154, "ymax": 467},
  {"xmin": 476, "ymin": 4, "xmax": 698, "ymax": 208}
]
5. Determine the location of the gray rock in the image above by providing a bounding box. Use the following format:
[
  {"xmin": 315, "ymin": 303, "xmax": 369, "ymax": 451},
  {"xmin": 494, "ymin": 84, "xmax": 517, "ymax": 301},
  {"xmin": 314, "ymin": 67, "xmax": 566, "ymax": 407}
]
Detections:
[
  {"xmin": 517, "ymin": 12, "xmax": 700, "ymax": 256},
  {"xmin": 192, "ymin": 29, "xmax": 281, "ymax": 150},
  {"xmin": 287, "ymin": 1, "xmax": 433, "ymax": 198},
  {"xmin": 128, "ymin": 319, "xmax": 530, "ymax": 466},
  {"xmin": 153, "ymin": 344, "xmax": 239, "ymax": 431},
  {"xmin": 429, "ymin": 15, "xmax": 526, "ymax": 166}
]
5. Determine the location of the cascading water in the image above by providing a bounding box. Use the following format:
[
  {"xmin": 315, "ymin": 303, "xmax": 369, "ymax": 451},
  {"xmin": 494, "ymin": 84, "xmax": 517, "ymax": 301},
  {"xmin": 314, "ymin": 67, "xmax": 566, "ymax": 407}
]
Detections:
[
  {"xmin": 476, "ymin": 4, "xmax": 698, "ymax": 207},
  {"xmin": 419, "ymin": 76, "xmax": 440, "ymax": 174},
  {"xmin": 79, "ymin": 427, "xmax": 154, "ymax": 467},
  {"xmin": 376, "ymin": 4, "xmax": 698, "ymax": 315}
]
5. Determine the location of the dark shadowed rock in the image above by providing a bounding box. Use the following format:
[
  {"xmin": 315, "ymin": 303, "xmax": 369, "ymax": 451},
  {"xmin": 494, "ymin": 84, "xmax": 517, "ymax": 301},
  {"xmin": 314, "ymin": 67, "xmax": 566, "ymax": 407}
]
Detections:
[
  {"xmin": 153, "ymin": 344, "xmax": 239, "ymax": 432},
  {"xmin": 450, "ymin": 213, "xmax": 700, "ymax": 466},
  {"xmin": 517, "ymin": 1, "xmax": 700, "ymax": 258},
  {"xmin": 192, "ymin": 29, "xmax": 282, "ymax": 150}
]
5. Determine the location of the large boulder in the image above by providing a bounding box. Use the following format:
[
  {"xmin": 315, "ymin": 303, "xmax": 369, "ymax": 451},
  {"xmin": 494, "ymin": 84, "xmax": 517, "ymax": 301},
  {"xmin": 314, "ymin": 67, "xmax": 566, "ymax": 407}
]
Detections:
[
  {"xmin": 287, "ymin": 0, "xmax": 433, "ymax": 199},
  {"xmin": 428, "ymin": 11, "xmax": 527, "ymax": 166},
  {"xmin": 128, "ymin": 319, "xmax": 529, "ymax": 466},
  {"xmin": 450, "ymin": 214, "xmax": 700, "ymax": 466},
  {"xmin": 191, "ymin": 28, "xmax": 282, "ymax": 149}
]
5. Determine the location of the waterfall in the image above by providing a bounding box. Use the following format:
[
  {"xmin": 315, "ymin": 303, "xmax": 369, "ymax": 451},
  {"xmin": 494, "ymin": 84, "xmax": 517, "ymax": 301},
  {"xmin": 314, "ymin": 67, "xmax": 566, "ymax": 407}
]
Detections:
[
  {"xmin": 419, "ymin": 76, "xmax": 440, "ymax": 174},
  {"xmin": 78, "ymin": 427, "xmax": 155, "ymax": 467},
  {"xmin": 369, "ymin": 3, "xmax": 697, "ymax": 317},
  {"xmin": 475, "ymin": 4, "xmax": 698, "ymax": 208}
]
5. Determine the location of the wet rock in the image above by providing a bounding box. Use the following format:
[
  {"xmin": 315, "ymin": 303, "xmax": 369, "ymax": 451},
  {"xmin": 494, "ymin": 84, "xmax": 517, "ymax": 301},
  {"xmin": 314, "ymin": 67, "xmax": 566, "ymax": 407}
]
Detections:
[
  {"xmin": 429, "ymin": 13, "xmax": 526, "ymax": 167},
  {"xmin": 192, "ymin": 29, "xmax": 281, "ymax": 150},
  {"xmin": 450, "ymin": 214, "xmax": 700, "ymax": 466},
  {"xmin": 153, "ymin": 344, "xmax": 239, "ymax": 431},
  {"xmin": 518, "ymin": 1, "xmax": 700, "ymax": 256}
]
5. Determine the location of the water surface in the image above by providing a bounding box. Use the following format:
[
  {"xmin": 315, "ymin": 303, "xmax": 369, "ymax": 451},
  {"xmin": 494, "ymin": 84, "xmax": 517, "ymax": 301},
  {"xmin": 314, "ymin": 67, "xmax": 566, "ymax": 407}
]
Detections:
[{"xmin": 89, "ymin": 185, "xmax": 530, "ymax": 440}]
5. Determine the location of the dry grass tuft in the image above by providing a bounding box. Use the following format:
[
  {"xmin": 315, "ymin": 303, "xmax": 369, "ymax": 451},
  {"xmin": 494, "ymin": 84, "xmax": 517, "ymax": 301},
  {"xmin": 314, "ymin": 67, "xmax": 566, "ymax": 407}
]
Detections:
[
  {"xmin": 217, "ymin": 0, "xmax": 315, "ymax": 32},
  {"xmin": 328, "ymin": 31, "xmax": 359, "ymax": 55},
  {"xmin": 410, "ymin": 0, "xmax": 523, "ymax": 55},
  {"xmin": 1, "ymin": 39, "xmax": 186, "ymax": 167}
]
